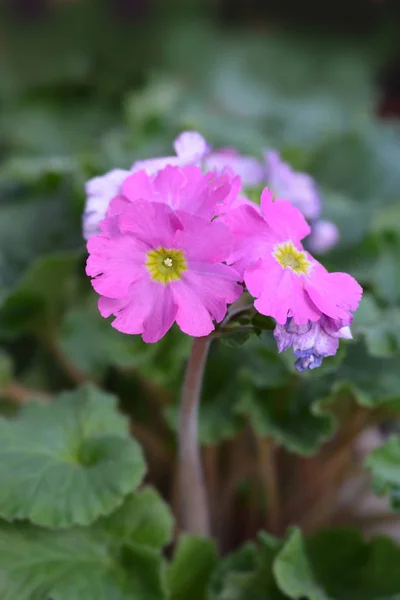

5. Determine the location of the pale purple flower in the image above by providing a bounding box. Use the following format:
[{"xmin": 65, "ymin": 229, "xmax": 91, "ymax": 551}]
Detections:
[
  {"xmin": 83, "ymin": 169, "xmax": 129, "ymax": 240},
  {"xmin": 264, "ymin": 150, "xmax": 321, "ymax": 221},
  {"xmin": 131, "ymin": 131, "xmax": 210, "ymax": 175},
  {"xmin": 204, "ymin": 148, "xmax": 264, "ymax": 187},
  {"xmin": 308, "ymin": 220, "xmax": 340, "ymax": 254},
  {"xmin": 274, "ymin": 315, "xmax": 353, "ymax": 372}
]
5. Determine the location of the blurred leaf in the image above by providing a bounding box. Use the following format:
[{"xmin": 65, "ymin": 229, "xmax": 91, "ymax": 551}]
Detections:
[
  {"xmin": 328, "ymin": 340, "xmax": 400, "ymax": 407},
  {"xmin": 60, "ymin": 303, "xmax": 151, "ymax": 378},
  {"xmin": 0, "ymin": 384, "xmax": 146, "ymax": 528},
  {"xmin": 365, "ymin": 435, "xmax": 400, "ymax": 512},
  {"xmin": 166, "ymin": 535, "xmax": 218, "ymax": 600},
  {"xmin": 0, "ymin": 503, "xmax": 167, "ymax": 600},
  {"xmin": 274, "ymin": 527, "xmax": 400, "ymax": 600},
  {"xmin": 235, "ymin": 382, "xmax": 336, "ymax": 457},
  {"xmin": 0, "ymin": 350, "xmax": 13, "ymax": 388},
  {"xmin": 0, "ymin": 191, "xmax": 81, "ymax": 305},
  {"xmin": 60, "ymin": 304, "xmax": 190, "ymax": 384},
  {"xmin": 209, "ymin": 543, "xmax": 258, "ymax": 599},
  {"xmin": 97, "ymin": 486, "xmax": 174, "ymax": 549},
  {"xmin": 210, "ymin": 533, "xmax": 284, "ymax": 599},
  {"xmin": 0, "ymin": 252, "xmax": 81, "ymax": 337},
  {"xmin": 353, "ymin": 294, "xmax": 400, "ymax": 357},
  {"xmin": 273, "ymin": 529, "xmax": 328, "ymax": 600}
]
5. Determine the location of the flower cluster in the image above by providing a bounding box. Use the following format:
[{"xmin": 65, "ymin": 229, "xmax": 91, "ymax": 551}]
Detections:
[
  {"xmin": 85, "ymin": 132, "xmax": 362, "ymax": 371},
  {"xmin": 83, "ymin": 131, "xmax": 338, "ymax": 253}
]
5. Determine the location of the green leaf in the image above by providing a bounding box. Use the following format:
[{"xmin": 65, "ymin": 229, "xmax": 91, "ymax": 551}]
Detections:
[
  {"xmin": 0, "ymin": 384, "xmax": 146, "ymax": 528},
  {"xmin": 166, "ymin": 535, "xmax": 218, "ymax": 600},
  {"xmin": 273, "ymin": 529, "xmax": 328, "ymax": 600},
  {"xmin": 352, "ymin": 294, "xmax": 400, "ymax": 357},
  {"xmin": 235, "ymin": 376, "xmax": 336, "ymax": 456},
  {"xmin": 99, "ymin": 486, "xmax": 174, "ymax": 549},
  {"xmin": 210, "ymin": 533, "xmax": 284, "ymax": 599},
  {"xmin": 274, "ymin": 527, "xmax": 400, "ymax": 600},
  {"xmin": 0, "ymin": 252, "xmax": 82, "ymax": 337},
  {"xmin": 60, "ymin": 304, "xmax": 191, "ymax": 385},
  {"xmin": 0, "ymin": 495, "xmax": 168, "ymax": 600},
  {"xmin": 209, "ymin": 543, "xmax": 258, "ymax": 599},
  {"xmin": 0, "ymin": 191, "xmax": 81, "ymax": 305},
  {"xmin": 329, "ymin": 340, "xmax": 400, "ymax": 407},
  {"xmin": 365, "ymin": 435, "xmax": 400, "ymax": 512}
]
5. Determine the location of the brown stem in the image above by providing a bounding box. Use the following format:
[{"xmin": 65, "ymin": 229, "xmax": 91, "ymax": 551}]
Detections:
[
  {"xmin": 178, "ymin": 335, "xmax": 211, "ymax": 536},
  {"xmin": 0, "ymin": 382, "xmax": 51, "ymax": 403},
  {"xmin": 256, "ymin": 435, "xmax": 281, "ymax": 534}
]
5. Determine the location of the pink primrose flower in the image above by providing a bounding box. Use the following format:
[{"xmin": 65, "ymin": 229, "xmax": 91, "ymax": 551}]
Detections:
[
  {"xmin": 225, "ymin": 188, "xmax": 362, "ymax": 327},
  {"xmin": 86, "ymin": 197, "xmax": 242, "ymax": 343}
]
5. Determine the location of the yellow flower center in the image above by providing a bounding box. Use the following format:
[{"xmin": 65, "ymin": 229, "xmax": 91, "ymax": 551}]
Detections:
[
  {"xmin": 272, "ymin": 241, "xmax": 311, "ymax": 275},
  {"xmin": 145, "ymin": 247, "xmax": 188, "ymax": 284}
]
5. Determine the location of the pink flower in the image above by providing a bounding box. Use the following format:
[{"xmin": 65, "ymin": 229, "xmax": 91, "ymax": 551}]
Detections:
[
  {"xmin": 226, "ymin": 188, "xmax": 362, "ymax": 326},
  {"xmin": 108, "ymin": 165, "xmax": 238, "ymax": 221},
  {"xmin": 86, "ymin": 199, "xmax": 242, "ymax": 343}
]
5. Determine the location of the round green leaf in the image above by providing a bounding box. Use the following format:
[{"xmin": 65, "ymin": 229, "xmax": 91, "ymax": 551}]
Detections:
[
  {"xmin": 0, "ymin": 384, "xmax": 146, "ymax": 528},
  {"xmin": 0, "ymin": 497, "xmax": 168, "ymax": 600}
]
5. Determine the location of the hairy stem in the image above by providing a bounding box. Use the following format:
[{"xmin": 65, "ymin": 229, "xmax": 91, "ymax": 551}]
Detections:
[{"xmin": 178, "ymin": 335, "xmax": 212, "ymax": 536}]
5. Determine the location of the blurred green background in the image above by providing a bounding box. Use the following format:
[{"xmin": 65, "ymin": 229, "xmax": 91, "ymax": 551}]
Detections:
[{"xmin": 1, "ymin": 0, "xmax": 400, "ymax": 553}]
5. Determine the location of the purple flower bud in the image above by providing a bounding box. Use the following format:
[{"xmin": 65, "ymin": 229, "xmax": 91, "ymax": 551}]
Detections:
[
  {"xmin": 264, "ymin": 150, "xmax": 321, "ymax": 221},
  {"xmin": 308, "ymin": 220, "xmax": 340, "ymax": 254},
  {"xmin": 274, "ymin": 315, "xmax": 353, "ymax": 372}
]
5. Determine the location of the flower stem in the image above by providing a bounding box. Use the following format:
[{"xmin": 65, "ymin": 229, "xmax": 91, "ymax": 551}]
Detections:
[{"xmin": 178, "ymin": 335, "xmax": 212, "ymax": 536}]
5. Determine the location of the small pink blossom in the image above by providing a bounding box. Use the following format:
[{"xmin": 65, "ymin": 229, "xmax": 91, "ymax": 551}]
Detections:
[
  {"xmin": 226, "ymin": 188, "xmax": 362, "ymax": 326},
  {"xmin": 86, "ymin": 198, "xmax": 242, "ymax": 343}
]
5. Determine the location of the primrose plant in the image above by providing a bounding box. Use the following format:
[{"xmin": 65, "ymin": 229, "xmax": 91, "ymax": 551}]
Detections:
[{"xmin": 84, "ymin": 131, "xmax": 362, "ymax": 535}]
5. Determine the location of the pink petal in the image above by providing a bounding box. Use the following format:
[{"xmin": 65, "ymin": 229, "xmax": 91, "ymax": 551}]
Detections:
[
  {"xmin": 152, "ymin": 166, "xmax": 186, "ymax": 210},
  {"xmin": 223, "ymin": 205, "xmax": 271, "ymax": 274},
  {"xmin": 260, "ymin": 187, "xmax": 311, "ymax": 241},
  {"xmin": 178, "ymin": 166, "xmax": 232, "ymax": 218},
  {"xmin": 107, "ymin": 194, "xmax": 131, "ymax": 216},
  {"xmin": 98, "ymin": 296, "xmax": 126, "ymax": 318},
  {"xmin": 305, "ymin": 267, "xmax": 363, "ymax": 321},
  {"xmin": 245, "ymin": 257, "xmax": 320, "ymax": 324},
  {"xmin": 118, "ymin": 201, "xmax": 181, "ymax": 248},
  {"xmin": 183, "ymin": 267, "xmax": 242, "ymax": 322},
  {"xmin": 121, "ymin": 170, "xmax": 157, "ymax": 203},
  {"xmin": 174, "ymin": 213, "xmax": 233, "ymax": 263},
  {"xmin": 110, "ymin": 277, "xmax": 155, "ymax": 335},
  {"xmin": 86, "ymin": 234, "xmax": 147, "ymax": 298},
  {"xmin": 172, "ymin": 280, "xmax": 215, "ymax": 337},
  {"xmin": 142, "ymin": 285, "xmax": 177, "ymax": 343}
]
